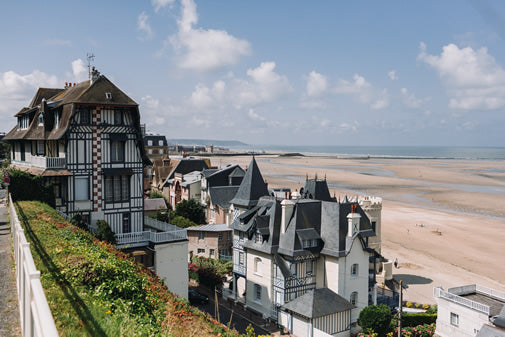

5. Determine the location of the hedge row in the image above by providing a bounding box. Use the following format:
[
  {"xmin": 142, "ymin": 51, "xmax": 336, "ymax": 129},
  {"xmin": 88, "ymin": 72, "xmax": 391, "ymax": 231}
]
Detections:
[{"xmin": 402, "ymin": 312, "xmax": 437, "ymax": 327}]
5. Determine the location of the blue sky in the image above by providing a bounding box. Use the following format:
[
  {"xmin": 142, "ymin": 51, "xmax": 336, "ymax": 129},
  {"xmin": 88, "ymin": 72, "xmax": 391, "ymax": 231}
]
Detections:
[{"xmin": 2, "ymin": 0, "xmax": 505, "ymax": 146}]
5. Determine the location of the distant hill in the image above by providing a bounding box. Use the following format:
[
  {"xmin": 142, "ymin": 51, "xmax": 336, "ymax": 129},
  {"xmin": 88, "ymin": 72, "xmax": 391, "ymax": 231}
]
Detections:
[{"xmin": 166, "ymin": 139, "xmax": 248, "ymax": 147}]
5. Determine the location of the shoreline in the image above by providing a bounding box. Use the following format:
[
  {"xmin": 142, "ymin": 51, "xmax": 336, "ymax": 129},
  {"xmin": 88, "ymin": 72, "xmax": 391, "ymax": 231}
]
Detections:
[{"xmin": 196, "ymin": 153, "xmax": 505, "ymax": 303}]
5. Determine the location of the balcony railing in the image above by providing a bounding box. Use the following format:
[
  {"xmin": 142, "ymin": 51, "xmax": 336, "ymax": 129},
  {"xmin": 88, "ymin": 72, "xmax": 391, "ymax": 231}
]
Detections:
[
  {"xmin": 434, "ymin": 286, "xmax": 490, "ymax": 315},
  {"xmin": 115, "ymin": 229, "xmax": 186, "ymax": 245},
  {"xmin": 13, "ymin": 156, "xmax": 66, "ymax": 169}
]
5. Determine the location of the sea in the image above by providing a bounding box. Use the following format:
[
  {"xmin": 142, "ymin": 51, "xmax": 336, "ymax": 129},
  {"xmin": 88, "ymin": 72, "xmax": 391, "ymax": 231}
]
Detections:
[{"xmin": 232, "ymin": 145, "xmax": 505, "ymax": 161}]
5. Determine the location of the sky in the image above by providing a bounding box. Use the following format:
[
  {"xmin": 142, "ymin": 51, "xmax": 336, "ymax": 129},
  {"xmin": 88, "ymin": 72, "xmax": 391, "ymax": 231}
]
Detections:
[{"xmin": 2, "ymin": 0, "xmax": 505, "ymax": 147}]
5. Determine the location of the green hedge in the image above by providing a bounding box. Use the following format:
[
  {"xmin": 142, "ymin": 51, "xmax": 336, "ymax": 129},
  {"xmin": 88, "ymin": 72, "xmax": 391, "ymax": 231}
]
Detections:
[
  {"xmin": 402, "ymin": 313, "xmax": 437, "ymax": 327},
  {"xmin": 8, "ymin": 169, "xmax": 55, "ymax": 207}
]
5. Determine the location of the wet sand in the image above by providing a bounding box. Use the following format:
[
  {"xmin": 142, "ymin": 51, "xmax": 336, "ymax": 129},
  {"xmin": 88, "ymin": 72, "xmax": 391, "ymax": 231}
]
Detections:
[{"xmin": 204, "ymin": 154, "xmax": 505, "ymax": 303}]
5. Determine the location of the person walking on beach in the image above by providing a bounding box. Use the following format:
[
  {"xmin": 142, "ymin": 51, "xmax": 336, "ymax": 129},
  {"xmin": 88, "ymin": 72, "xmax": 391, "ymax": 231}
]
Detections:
[{"xmin": 394, "ymin": 258, "xmax": 398, "ymax": 269}]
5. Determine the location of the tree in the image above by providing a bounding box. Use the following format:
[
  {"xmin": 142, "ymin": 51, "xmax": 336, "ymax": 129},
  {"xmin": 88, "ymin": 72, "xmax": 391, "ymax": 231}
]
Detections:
[
  {"xmin": 358, "ymin": 304, "xmax": 392, "ymax": 337},
  {"xmin": 170, "ymin": 215, "xmax": 198, "ymax": 228},
  {"xmin": 70, "ymin": 213, "xmax": 88, "ymax": 231},
  {"xmin": 8, "ymin": 169, "xmax": 55, "ymax": 207},
  {"xmin": 95, "ymin": 220, "xmax": 116, "ymax": 244},
  {"xmin": 174, "ymin": 199, "xmax": 206, "ymax": 225}
]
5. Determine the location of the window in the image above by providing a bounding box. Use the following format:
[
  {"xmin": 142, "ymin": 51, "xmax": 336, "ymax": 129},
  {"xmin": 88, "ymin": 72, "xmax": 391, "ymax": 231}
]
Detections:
[
  {"xmin": 290, "ymin": 263, "xmax": 297, "ymax": 275},
  {"xmin": 36, "ymin": 141, "xmax": 45, "ymax": 155},
  {"xmin": 105, "ymin": 175, "xmax": 130, "ymax": 202},
  {"xmin": 147, "ymin": 140, "xmax": 153, "ymax": 146},
  {"xmin": 111, "ymin": 140, "xmax": 125, "ymax": 162},
  {"xmin": 302, "ymin": 239, "xmax": 318, "ymax": 248},
  {"xmin": 255, "ymin": 232, "xmax": 262, "ymax": 243},
  {"xmin": 450, "ymin": 312, "xmax": 459, "ymax": 326},
  {"xmin": 218, "ymin": 233, "xmax": 223, "ymax": 241},
  {"xmin": 350, "ymin": 292, "xmax": 358, "ymax": 305},
  {"xmin": 254, "ymin": 284, "xmax": 261, "ymax": 302},
  {"xmin": 239, "ymin": 252, "xmax": 245, "ymax": 265},
  {"xmin": 351, "ymin": 263, "xmax": 359, "ymax": 278},
  {"xmin": 159, "ymin": 149, "xmax": 163, "ymax": 154},
  {"xmin": 105, "ymin": 92, "xmax": 112, "ymax": 100},
  {"xmin": 254, "ymin": 257, "xmax": 262, "ymax": 273},
  {"xmin": 74, "ymin": 177, "xmax": 89, "ymax": 201},
  {"xmin": 198, "ymin": 232, "xmax": 205, "ymax": 240},
  {"xmin": 114, "ymin": 110, "xmax": 122, "ymax": 124},
  {"xmin": 54, "ymin": 111, "xmax": 60, "ymax": 128},
  {"xmin": 38, "ymin": 113, "xmax": 44, "ymax": 125},
  {"xmin": 158, "ymin": 140, "xmax": 163, "ymax": 146},
  {"xmin": 372, "ymin": 221, "xmax": 377, "ymax": 232},
  {"xmin": 79, "ymin": 109, "xmax": 90, "ymax": 124},
  {"xmin": 210, "ymin": 249, "xmax": 215, "ymax": 257},
  {"xmin": 239, "ymin": 232, "xmax": 245, "ymax": 241},
  {"xmin": 148, "ymin": 149, "xmax": 153, "ymax": 155},
  {"xmin": 306, "ymin": 260, "xmax": 313, "ymax": 274},
  {"xmin": 122, "ymin": 213, "xmax": 130, "ymax": 233},
  {"xmin": 197, "ymin": 248, "xmax": 205, "ymax": 254}
]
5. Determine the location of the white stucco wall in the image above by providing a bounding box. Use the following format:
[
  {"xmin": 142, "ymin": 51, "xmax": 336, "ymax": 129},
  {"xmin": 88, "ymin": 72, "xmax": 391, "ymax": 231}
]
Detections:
[
  {"xmin": 292, "ymin": 315, "xmax": 310, "ymax": 337},
  {"xmin": 436, "ymin": 297, "xmax": 489, "ymax": 337},
  {"xmin": 245, "ymin": 250, "xmax": 273, "ymax": 316},
  {"xmin": 154, "ymin": 240, "xmax": 189, "ymax": 299}
]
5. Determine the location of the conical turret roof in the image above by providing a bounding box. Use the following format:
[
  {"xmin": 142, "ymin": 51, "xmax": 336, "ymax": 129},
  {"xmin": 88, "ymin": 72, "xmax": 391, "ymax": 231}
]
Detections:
[{"xmin": 230, "ymin": 157, "xmax": 269, "ymax": 208}]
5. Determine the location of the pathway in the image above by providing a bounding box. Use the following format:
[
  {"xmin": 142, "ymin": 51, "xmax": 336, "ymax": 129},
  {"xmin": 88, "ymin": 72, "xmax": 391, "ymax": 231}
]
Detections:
[{"xmin": 0, "ymin": 190, "xmax": 21, "ymax": 337}]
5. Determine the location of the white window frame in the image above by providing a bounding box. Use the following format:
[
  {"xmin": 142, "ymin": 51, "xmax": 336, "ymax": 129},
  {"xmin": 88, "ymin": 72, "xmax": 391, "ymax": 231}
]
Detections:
[
  {"xmin": 158, "ymin": 140, "xmax": 163, "ymax": 146},
  {"xmin": 450, "ymin": 312, "xmax": 459, "ymax": 326},
  {"xmin": 254, "ymin": 284, "xmax": 261, "ymax": 303},
  {"xmin": 351, "ymin": 263, "xmax": 359, "ymax": 278},
  {"xmin": 239, "ymin": 252, "xmax": 245, "ymax": 265},
  {"xmin": 148, "ymin": 140, "xmax": 153, "ymax": 146},
  {"xmin": 350, "ymin": 291, "xmax": 358, "ymax": 305}
]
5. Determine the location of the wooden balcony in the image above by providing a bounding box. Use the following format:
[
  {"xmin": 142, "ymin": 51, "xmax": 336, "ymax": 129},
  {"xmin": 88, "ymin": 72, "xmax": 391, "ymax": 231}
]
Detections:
[{"xmin": 13, "ymin": 156, "xmax": 66, "ymax": 169}]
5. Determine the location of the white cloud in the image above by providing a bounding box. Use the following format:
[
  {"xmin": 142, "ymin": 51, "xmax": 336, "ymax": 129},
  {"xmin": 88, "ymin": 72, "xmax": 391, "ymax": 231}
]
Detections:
[
  {"xmin": 190, "ymin": 80, "xmax": 226, "ymax": 110},
  {"xmin": 334, "ymin": 74, "xmax": 389, "ymax": 109},
  {"xmin": 137, "ymin": 12, "xmax": 154, "ymax": 40},
  {"xmin": 306, "ymin": 71, "xmax": 328, "ymax": 97},
  {"xmin": 170, "ymin": 0, "xmax": 251, "ymax": 71},
  {"xmin": 418, "ymin": 42, "xmax": 505, "ymax": 110},
  {"xmin": 71, "ymin": 59, "xmax": 87, "ymax": 81},
  {"xmin": 232, "ymin": 62, "xmax": 292, "ymax": 107},
  {"xmin": 247, "ymin": 108, "xmax": 265, "ymax": 122},
  {"xmin": 401, "ymin": 87, "xmax": 429, "ymax": 109},
  {"xmin": 152, "ymin": 0, "xmax": 175, "ymax": 12},
  {"xmin": 388, "ymin": 70, "xmax": 398, "ymax": 80},
  {"xmin": 0, "ymin": 70, "xmax": 60, "ymax": 129}
]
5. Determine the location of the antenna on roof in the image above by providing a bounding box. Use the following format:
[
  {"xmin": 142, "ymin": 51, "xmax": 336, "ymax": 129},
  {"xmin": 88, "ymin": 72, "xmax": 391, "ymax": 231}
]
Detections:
[{"xmin": 86, "ymin": 53, "xmax": 95, "ymax": 81}]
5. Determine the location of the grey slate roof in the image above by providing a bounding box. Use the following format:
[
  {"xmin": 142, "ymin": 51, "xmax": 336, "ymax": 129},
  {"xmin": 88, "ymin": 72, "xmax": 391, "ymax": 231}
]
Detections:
[
  {"xmin": 203, "ymin": 164, "xmax": 245, "ymax": 187},
  {"xmin": 281, "ymin": 288, "xmax": 354, "ymax": 319},
  {"xmin": 476, "ymin": 324, "xmax": 505, "ymax": 337},
  {"xmin": 301, "ymin": 178, "xmax": 336, "ymax": 202},
  {"xmin": 187, "ymin": 224, "xmax": 232, "ymax": 232},
  {"xmin": 209, "ymin": 186, "xmax": 240, "ymax": 209},
  {"xmin": 165, "ymin": 158, "xmax": 209, "ymax": 181},
  {"xmin": 229, "ymin": 157, "xmax": 269, "ymax": 208},
  {"xmin": 144, "ymin": 198, "xmax": 168, "ymax": 211},
  {"xmin": 494, "ymin": 306, "xmax": 505, "ymax": 329}
]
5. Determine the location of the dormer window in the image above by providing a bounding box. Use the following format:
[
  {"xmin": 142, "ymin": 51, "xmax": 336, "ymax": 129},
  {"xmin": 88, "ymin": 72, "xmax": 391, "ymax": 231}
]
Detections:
[
  {"xmin": 54, "ymin": 111, "xmax": 60, "ymax": 128},
  {"xmin": 105, "ymin": 92, "xmax": 112, "ymax": 100},
  {"xmin": 38, "ymin": 113, "xmax": 44, "ymax": 126}
]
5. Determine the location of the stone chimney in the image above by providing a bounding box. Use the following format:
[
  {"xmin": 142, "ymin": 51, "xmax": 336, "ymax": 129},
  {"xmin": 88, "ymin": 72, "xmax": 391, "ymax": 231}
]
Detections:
[
  {"xmin": 90, "ymin": 66, "xmax": 100, "ymax": 85},
  {"xmin": 281, "ymin": 199, "xmax": 295, "ymax": 234},
  {"xmin": 347, "ymin": 211, "xmax": 361, "ymax": 238}
]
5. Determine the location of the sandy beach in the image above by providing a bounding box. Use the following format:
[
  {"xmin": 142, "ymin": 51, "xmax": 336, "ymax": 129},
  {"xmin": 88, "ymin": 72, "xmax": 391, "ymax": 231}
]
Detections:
[{"xmin": 203, "ymin": 154, "xmax": 505, "ymax": 304}]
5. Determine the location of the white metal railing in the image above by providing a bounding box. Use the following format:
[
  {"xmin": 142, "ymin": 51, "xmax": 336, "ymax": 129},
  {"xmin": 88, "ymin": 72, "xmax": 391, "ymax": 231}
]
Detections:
[
  {"xmin": 144, "ymin": 216, "xmax": 185, "ymax": 233},
  {"xmin": 9, "ymin": 194, "xmax": 59, "ymax": 337},
  {"xmin": 115, "ymin": 229, "xmax": 187, "ymax": 245},
  {"xmin": 29, "ymin": 156, "xmax": 66, "ymax": 169},
  {"xmin": 434, "ymin": 286, "xmax": 490, "ymax": 315}
]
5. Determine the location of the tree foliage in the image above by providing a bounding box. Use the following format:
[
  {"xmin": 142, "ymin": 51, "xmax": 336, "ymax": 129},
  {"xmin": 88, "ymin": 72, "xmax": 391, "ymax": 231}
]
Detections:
[
  {"xmin": 171, "ymin": 215, "xmax": 198, "ymax": 228},
  {"xmin": 358, "ymin": 304, "xmax": 392, "ymax": 337},
  {"xmin": 95, "ymin": 220, "xmax": 116, "ymax": 244},
  {"xmin": 175, "ymin": 199, "xmax": 206, "ymax": 225},
  {"xmin": 70, "ymin": 213, "xmax": 88, "ymax": 231},
  {"xmin": 8, "ymin": 169, "xmax": 55, "ymax": 207}
]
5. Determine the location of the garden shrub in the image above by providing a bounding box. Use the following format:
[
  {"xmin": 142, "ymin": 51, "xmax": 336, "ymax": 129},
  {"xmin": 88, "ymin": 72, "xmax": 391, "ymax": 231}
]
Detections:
[
  {"xmin": 402, "ymin": 313, "xmax": 437, "ymax": 327},
  {"xmin": 171, "ymin": 215, "xmax": 198, "ymax": 228},
  {"xmin": 389, "ymin": 323, "xmax": 436, "ymax": 337},
  {"xmin": 8, "ymin": 169, "xmax": 55, "ymax": 207},
  {"xmin": 358, "ymin": 304, "xmax": 392, "ymax": 337},
  {"xmin": 70, "ymin": 213, "xmax": 88, "ymax": 231},
  {"xmin": 174, "ymin": 199, "xmax": 206, "ymax": 225},
  {"xmin": 95, "ymin": 220, "xmax": 116, "ymax": 244}
]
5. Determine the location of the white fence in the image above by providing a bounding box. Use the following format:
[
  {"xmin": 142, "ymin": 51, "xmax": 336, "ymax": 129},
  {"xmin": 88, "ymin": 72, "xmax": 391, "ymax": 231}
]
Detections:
[
  {"xmin": 9, "ymin": 194, "xmax": 59, "ymax": 337},
  {"xmin": 434, "ymin": 286, "xmax": 490, "ymax": 315}
]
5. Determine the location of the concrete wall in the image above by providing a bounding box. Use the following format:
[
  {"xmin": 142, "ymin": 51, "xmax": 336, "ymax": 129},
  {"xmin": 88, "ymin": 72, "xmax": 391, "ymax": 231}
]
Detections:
[
  {"xmin": 245, "ymin": 250, "xmax": 273, "ymax": 317},
  {"xmin": 154, "ymin": 240, "xmax": 188, "ymax": 299},
  {"xmin": 436, "ymin": 297, "xmax": 489, "ymax": 337}
]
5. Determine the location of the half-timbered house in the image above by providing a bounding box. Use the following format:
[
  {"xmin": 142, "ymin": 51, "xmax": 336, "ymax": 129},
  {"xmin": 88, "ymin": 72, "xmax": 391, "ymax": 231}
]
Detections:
[{"xmin": 3, "ymin": 68, "xmax": 189, "ymax": 298}]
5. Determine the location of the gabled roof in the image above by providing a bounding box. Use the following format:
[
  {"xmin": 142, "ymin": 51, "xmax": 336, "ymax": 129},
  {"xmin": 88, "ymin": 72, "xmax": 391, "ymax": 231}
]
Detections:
[
  {"xmin": 209, "ymin": 186, "xmax": 240, "ymax": 209},
  {"xmin": 202, "ymin": 164, "xmax": 245, "ymax": 187},
  {"xmin": 28, "ymin": 88, "xmax": 64, "ymax": 109},
  {"xmin": 229, "ymin": 157, "xmax": 268, "ymax": 208},
  {"xmin": 281, "ymin": 288, "xmax": 354, "ymax": 319},
  {"xmin": 165, "ymin": 158, "xmax": 209, "ymax": 182}
]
